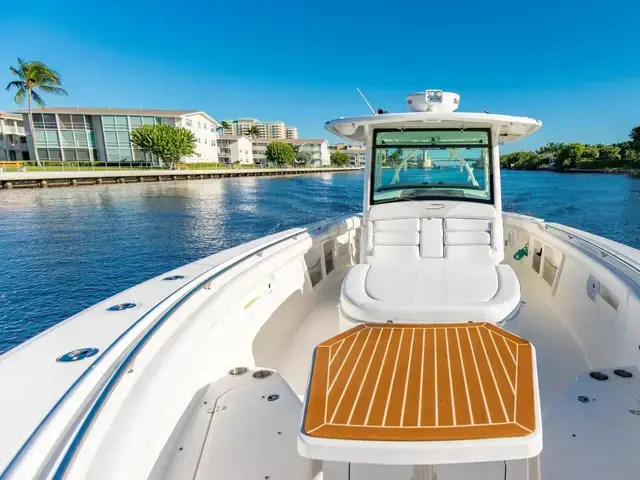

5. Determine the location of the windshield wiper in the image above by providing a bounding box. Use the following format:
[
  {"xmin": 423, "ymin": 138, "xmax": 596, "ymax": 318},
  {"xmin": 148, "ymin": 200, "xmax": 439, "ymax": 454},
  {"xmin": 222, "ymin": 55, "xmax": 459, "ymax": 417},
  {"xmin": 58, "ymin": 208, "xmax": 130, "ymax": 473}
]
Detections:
[
  {"xmin": 407, "ymin": 191, "xmax": 466, "ymax": 199},
  {"xmin": 373, "ymin": 197, "xmax": 415, "ymax": 205},
  {"xmin": 377, "ymin": 182, "xmax": 429, "ymax": 191}
]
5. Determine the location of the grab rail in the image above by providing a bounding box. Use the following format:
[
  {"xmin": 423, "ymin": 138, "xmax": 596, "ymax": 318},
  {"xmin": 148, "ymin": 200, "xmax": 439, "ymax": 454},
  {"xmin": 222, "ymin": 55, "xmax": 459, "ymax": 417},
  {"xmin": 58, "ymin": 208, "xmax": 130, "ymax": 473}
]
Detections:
[
  {"xmin": 3, "ymin": 216, "xmax": 354, "ymax": 479},
  {"xmin": 544, "ymin": 223, "xmax": 640, "ymax": 277}
]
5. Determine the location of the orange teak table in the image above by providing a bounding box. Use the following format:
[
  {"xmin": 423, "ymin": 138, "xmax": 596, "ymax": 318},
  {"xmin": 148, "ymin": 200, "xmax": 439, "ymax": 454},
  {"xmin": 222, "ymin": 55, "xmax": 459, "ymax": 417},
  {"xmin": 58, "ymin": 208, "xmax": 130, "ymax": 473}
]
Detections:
[{"xmin": 298, "ymin": 323, "xmax": 542, "ymax": 465}]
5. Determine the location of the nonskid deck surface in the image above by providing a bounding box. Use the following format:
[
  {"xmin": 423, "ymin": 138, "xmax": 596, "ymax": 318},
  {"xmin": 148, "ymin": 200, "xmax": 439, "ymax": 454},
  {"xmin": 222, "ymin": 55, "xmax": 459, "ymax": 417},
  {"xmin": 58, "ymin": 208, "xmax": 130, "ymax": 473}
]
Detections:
[
  {"xmin": 277, "ymin": 279, "xmax": 588, "ymax": 415},
  {"xmin": 277, "ymin": 277, "xmax": 344, "ymax": 395},
  {"xmin": 265, "ymin": 277, "xmax": 592, "ymax": 477},
  {"xmin": 303, "ymin": 323, "xmax": 537, "ymax": 442},
  {"xmin": 505, "ymin": 293, "xmax": 589, "ymax": 413}
]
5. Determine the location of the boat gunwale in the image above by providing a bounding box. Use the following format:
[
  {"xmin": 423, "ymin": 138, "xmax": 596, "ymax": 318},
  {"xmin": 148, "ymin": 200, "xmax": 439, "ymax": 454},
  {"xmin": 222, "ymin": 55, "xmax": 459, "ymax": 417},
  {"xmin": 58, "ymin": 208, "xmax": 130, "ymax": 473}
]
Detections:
[
  {"xmin": 5, "ymin": 211, "xmax": 640, "ymax": 477},
  {"xmin": 2, "ymin": 215, "xmax": 359, "ymax": 479},
  {"xmin": 544, "ymin": 223, "xmax": 640, "ymax": 277}
]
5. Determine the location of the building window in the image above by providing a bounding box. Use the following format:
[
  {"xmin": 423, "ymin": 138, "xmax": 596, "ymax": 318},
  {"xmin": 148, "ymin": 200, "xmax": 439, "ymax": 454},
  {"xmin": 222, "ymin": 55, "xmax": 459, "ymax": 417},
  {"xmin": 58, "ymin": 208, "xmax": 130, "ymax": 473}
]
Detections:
[
  {"xmin": 76, "ymin": 149, "xmax": 90, "ymax": 161},
  {"xmin": 104, "ymin": 117, "xmax": 118, "ymax": 128},
  {"xmin": 34, "ymin": 130, "xmax": 61, "ymax": 148},
  {"xmin": 70, "ymin": 115, "xmax": 87, "ymax": 129},
  {"xmin": 103, "ymin": 116, "xmax": 130, "ymax": 131},
  {"xmin": 129, "ymin": 116, "xmax": 143, "ymax": 128},
  {"xmin": 58, "ymin": 114, "xmax": 73, "ymax": 129},
  {"xmin": 33, "ymin": 113, "xmax": 57, "ymax": 130},
  {"xmin": 61, "ymin": 131, "xmax": 75, "ymax": 147},
  {"xmin": 204, "ymin": 139, "xmax": 207, "ymax": 144},
  {"xmin": 107, "ymin": 148, "xmax": 132, "ymax": 162},
  {"xmin": 37, "ymin": 148, "xmax": 62, "ymax": 160},
  {"xmin": 115, "ymin": 116, "xmax": 128, "ymax": 129},
  {"xmin": 186, "ymin": 119, "xmax": 192, "ymax": 127},
  {"xmin": 104, "ymin": 130, "xmax": 131, "ymax": 149}
]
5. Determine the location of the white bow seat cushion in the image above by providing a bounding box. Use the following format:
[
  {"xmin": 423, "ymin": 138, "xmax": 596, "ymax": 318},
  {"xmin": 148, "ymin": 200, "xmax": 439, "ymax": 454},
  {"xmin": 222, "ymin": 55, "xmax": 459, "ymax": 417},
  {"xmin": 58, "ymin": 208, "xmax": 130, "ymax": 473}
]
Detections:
[{"xmin": 340, "ymin": 263, "xmax": 521, "ymax": 324}]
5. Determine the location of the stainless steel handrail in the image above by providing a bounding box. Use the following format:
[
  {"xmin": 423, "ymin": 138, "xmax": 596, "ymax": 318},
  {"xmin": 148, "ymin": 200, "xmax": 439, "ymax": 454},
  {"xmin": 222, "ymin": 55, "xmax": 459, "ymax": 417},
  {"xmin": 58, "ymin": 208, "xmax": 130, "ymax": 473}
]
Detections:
[
  {"xmin": 2, "ymin": 216, "xmax": 353, "ymax": 479},
  {"xmin": 544, "ymin": 223, "xmax": 640, "ymax": 276}
]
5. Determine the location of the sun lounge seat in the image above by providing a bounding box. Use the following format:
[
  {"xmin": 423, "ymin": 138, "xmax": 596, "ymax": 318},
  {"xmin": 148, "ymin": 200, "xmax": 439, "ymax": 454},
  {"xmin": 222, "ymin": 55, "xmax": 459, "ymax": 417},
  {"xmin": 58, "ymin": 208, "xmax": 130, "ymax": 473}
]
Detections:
[{"xmin": 339, "ymin": 202, "xmax": 521, "ymax": 329}]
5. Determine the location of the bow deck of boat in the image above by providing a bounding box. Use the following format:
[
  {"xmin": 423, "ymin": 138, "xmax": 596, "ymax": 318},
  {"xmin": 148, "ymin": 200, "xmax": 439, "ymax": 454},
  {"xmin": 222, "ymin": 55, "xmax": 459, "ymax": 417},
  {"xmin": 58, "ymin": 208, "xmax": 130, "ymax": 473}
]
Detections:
[{"xmin": 303, "ymin": 323, "xmax": 536, "ymax": 442}]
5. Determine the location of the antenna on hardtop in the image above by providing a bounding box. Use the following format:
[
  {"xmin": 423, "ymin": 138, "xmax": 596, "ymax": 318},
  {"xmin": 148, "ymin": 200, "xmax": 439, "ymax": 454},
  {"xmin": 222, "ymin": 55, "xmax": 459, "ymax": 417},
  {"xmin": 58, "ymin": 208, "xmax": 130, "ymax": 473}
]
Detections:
[{"xmin": 357, "ymin": 88, "xmax": 377, "ymax": 115}]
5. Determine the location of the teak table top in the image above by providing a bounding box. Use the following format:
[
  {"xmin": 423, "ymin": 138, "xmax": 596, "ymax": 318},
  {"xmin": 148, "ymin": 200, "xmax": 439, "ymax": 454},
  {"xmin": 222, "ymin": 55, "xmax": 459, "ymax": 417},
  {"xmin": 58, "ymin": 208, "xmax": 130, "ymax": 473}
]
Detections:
[{"xmin": 302, "ymin": 323, "xmax": 537, "ymax": 443}]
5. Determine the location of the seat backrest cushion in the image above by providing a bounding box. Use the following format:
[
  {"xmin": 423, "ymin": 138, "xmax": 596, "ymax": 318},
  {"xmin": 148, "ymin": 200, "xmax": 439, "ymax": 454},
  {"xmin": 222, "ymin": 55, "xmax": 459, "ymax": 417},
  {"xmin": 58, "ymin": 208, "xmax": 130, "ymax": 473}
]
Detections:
[
  {"xmin": 442, "ymin": 217, "xmax": 493, "ymax": 265},
  {"xmin": 369, "ymin": 217, "xmax": 419, "ymax": 262},
  {"xmin": 364, "ymin": 201, "xmax": 503, "ymax": 265}
]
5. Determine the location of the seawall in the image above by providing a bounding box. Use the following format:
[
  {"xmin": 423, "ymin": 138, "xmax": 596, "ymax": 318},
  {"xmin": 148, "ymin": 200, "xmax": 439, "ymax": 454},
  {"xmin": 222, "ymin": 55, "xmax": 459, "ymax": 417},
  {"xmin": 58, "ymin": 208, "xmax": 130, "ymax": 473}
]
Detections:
[{"xmin": 0, "ymin": 167, "xmax": 364, "ymax": 190}]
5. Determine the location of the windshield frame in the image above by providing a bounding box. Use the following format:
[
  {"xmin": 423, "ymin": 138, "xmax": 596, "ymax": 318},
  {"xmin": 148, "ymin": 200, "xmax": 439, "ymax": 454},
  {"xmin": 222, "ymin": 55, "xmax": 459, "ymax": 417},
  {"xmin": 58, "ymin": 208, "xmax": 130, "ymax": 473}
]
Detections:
[{"xmin": 369, "ymin": 127, "xmax": 494, "ymax": 206}]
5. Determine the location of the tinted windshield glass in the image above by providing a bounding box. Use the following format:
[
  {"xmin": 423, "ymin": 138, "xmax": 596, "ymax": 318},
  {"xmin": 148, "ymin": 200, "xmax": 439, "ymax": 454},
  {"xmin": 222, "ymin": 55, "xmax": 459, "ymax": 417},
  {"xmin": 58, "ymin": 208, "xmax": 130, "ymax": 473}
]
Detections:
[{"xmin": 372, "ymin": 129, "xmax": 492, "ymax": 204}]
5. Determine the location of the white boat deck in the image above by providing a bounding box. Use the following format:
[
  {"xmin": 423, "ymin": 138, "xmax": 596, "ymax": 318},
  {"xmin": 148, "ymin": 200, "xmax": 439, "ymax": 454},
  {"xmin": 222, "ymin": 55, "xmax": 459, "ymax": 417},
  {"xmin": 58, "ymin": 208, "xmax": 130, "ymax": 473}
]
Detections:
[
  {"xmin": 277, "ymin": 273, "xmax": 589, "ymax": 414},
  {"xmin": 270, "ymin": 272, "xmax": 602, "ymax": 478},
  {"xmin": 277, "ymin": 276, "xmax": 344, "ymax": 396},
  {"xmin": 506, "ymin": 291, "xmax": 589, "ymax": 414}
]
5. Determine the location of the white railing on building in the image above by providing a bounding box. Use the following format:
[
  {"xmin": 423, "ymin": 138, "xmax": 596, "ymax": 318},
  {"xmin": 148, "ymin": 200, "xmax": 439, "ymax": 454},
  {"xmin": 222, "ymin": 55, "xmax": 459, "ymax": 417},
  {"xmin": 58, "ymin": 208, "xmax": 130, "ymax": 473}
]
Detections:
[{"xmin": 3, "ymin": 126, "xmax": 26, "ymax": 135}]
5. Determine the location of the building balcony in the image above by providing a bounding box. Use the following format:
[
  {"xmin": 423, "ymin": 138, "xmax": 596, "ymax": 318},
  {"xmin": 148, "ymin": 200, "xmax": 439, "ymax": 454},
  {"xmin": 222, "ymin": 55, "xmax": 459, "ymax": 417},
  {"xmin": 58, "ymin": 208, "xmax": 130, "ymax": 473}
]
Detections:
[{"xmin": 2, "ymin": 126, "xmax": 26, "ymax": 135}]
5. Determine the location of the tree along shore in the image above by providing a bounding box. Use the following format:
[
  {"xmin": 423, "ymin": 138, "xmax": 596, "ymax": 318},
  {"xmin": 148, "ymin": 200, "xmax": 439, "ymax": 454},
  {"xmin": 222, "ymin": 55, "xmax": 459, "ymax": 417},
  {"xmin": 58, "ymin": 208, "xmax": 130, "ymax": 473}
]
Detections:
[{"xmin": 501, "ymin": 126, "xmax": 640, "ymax": 174}]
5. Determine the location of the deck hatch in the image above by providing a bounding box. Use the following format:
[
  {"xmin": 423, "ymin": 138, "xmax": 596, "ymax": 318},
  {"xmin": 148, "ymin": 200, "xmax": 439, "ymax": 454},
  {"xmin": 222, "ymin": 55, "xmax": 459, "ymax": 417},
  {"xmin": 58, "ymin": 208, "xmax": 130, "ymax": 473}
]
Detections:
[{"xmin": 303, "ymin": 323, "xmax": 536, "ymax": 442}]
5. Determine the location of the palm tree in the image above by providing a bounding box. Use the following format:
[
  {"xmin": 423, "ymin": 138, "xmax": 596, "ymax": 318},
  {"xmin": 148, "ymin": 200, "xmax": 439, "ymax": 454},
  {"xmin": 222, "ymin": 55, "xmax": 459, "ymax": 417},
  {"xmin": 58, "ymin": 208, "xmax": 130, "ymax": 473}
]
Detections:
[
  {"xmin": 216, "ymin": 120, "xmax": 231, "ymax": 135},
  {"xmin": 6, "ymin": 58, "xmax": 68, "ymax": 165},
  {"xmin": 247, "ymin": 125, "xmax": 260, "ymax": 138}
]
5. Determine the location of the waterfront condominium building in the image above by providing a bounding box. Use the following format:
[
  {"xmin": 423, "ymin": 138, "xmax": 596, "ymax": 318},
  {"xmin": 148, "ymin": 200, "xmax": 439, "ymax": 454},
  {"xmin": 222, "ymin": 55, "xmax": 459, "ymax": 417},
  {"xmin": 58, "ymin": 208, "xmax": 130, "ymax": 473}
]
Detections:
[
  {"xmin": 329, "ymin": 143, "xmax": 367, "ymax": 166},
  {"xmin": 217, "ymin": 135, "xmax": 253, "ymax": 165},
  {"xmin": 252, "ymin": 138, "xmax": 330, "ymax": 167},
  {"xmin": 216, "ymin": 136, "xmax": 330, "ymax": 167},
  {"xmin": 222, "ymin": 118, "xmax": 298, "ymax": 139},
  {"xmin": 0, "ymin": 112, "xmax": 29, "ymax": 161},
  {"xmin": 16, "ymin": 108, "xmax": 220, "ymax": 165},
  {"xmin": 285, "ymin": 127, "xmax": 298, "ymax": 139}
]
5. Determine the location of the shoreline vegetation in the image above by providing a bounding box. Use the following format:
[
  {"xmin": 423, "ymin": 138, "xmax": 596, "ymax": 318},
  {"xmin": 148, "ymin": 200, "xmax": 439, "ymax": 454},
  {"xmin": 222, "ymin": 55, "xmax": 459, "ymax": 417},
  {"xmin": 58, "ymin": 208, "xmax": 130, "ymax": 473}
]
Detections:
[{"xmin": 500, "ymin": 126, "xmax": 640, "ymax": 176}]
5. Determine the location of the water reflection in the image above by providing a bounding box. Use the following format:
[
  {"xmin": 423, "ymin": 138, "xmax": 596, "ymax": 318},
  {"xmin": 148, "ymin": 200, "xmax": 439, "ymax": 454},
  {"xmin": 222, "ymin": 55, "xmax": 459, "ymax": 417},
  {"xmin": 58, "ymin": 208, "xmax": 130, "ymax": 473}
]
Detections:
[
  {"xmin": 0, "ymin": 174, "xmax": 363, "ymax": 353},
  {"xmin": 1, "ymin": 171, "xmax": 640, "ymax": 354}
]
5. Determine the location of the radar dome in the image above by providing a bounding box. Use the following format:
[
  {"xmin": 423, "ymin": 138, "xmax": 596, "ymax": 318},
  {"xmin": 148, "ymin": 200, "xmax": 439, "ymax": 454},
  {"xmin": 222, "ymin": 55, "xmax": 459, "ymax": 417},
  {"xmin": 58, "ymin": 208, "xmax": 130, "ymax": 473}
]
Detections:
[{"xmin": 406, "ymin": 90, "xmax": 460, "ymax": 113}]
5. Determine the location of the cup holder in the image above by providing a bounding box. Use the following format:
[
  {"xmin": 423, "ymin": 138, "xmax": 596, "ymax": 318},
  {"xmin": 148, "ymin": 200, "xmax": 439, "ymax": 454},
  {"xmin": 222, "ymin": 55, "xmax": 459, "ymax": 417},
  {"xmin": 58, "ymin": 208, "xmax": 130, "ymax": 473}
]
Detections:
[
  {"xmin": 252, "ymin": 369, "xmax": 273, "ymax": 379},
  {"xmin": 228, "ymin": 367, "xmax": 249, "ymax": 376},
  {"xmin": 613, "ymin": 369, "xmax": 634, "ymax": 379},
  {"xmin": 589, "ymin": 371, "xmax": 609, "ymax": 381}
]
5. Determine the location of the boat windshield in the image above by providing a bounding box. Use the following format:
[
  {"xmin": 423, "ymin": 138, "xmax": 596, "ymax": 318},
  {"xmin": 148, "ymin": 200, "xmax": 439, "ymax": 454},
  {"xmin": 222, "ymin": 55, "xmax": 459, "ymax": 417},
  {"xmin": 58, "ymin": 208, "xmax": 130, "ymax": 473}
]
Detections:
[{"xmin": 371, "ymin": 129, "xmax": 492, "ymax": 204}]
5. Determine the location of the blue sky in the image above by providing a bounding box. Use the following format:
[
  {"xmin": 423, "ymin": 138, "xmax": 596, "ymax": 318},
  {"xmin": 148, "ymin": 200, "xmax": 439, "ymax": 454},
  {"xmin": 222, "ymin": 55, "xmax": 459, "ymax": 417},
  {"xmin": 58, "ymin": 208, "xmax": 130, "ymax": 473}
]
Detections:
[{"xmin": 2, "ymin": 0, "xmax": 639, "ymax": 152}]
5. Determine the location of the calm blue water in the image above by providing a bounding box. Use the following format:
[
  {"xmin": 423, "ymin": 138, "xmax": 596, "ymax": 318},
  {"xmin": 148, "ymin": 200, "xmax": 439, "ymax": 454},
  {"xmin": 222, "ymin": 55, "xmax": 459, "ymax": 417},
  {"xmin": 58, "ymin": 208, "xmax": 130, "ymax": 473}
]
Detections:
[{"xmin": 1, "ymin": 170, "xmax": 639, "ymax": 354}]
